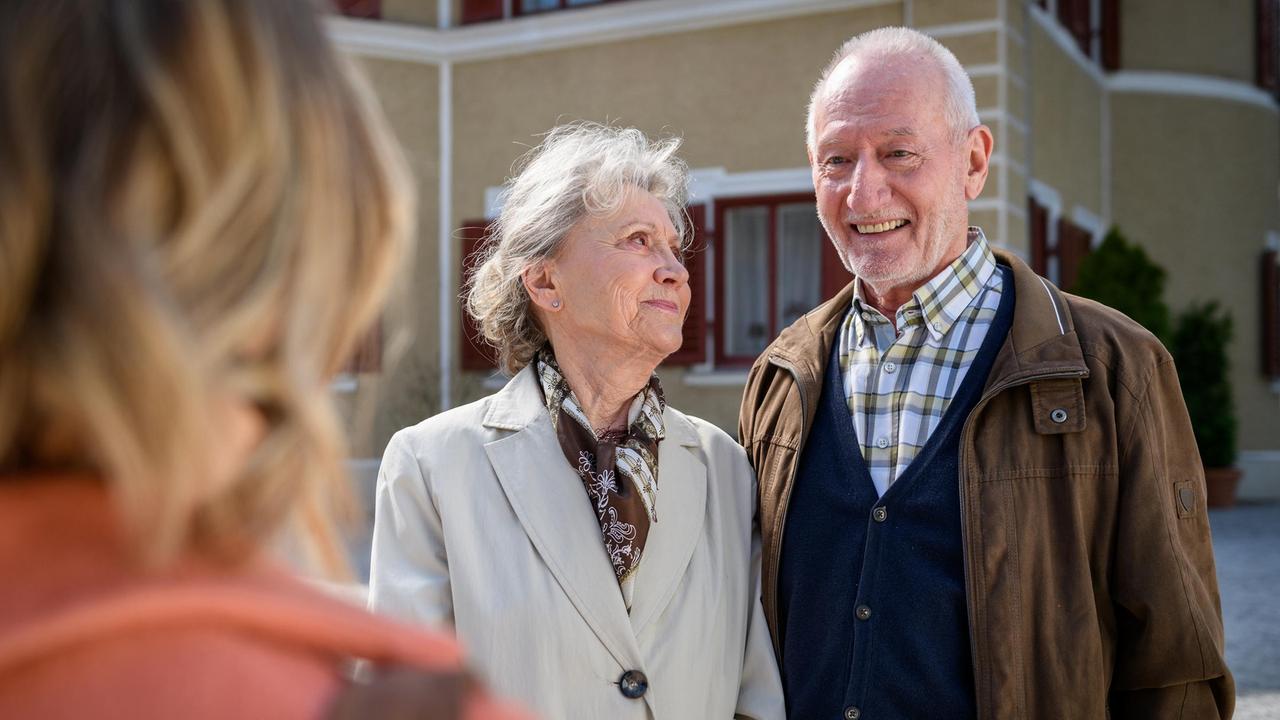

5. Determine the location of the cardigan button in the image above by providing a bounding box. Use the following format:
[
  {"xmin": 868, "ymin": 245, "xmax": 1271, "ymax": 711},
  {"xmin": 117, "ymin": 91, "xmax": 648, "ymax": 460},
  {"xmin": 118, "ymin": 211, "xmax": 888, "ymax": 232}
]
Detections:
[
  {"xmin": 618, "ymin": 670, "xmax": 648, "ymax": 699},
  {"xmin": 855, "ymin": 604, "xmax": 872, "ymax": 621},
  {"xmin": 844, "ymin": 706, "xmax": 862, "ymax": 719},
  {"xmin": 872, "ymin": 507, "xmax": 888, "ymax": 523}
]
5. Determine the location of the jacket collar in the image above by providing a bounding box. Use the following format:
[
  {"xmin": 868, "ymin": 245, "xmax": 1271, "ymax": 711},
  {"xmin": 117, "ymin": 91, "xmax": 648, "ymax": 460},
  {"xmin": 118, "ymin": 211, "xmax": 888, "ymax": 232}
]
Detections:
[
  {"xmin": 482, "ymin": 365, "xmax": 700, "ymax": 446},
  {"xmin": 479, "ymin": 366, "xmax": 705, "ymax": 702},
  {"xmin": 766, "ymin": 248, "xmax": 1089, "ymax": 393}
]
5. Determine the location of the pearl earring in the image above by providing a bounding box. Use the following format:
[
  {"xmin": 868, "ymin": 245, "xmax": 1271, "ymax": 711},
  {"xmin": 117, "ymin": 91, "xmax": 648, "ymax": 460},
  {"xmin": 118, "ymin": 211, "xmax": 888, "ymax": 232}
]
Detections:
[{"xmin": 551, "ymin": 299, "xmax": 561, "ymax": 309}]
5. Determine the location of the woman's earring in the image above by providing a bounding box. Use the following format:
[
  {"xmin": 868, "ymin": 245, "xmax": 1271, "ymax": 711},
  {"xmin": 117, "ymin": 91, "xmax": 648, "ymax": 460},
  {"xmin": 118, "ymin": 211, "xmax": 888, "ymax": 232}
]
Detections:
[{"xmin": 551, "ymin": 299, "xmax": 561, "ymax": 309}]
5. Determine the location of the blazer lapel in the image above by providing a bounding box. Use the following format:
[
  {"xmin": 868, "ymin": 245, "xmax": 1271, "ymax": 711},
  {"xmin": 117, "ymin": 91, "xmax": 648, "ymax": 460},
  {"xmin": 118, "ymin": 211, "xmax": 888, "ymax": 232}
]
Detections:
[
  {"xmin": 481, "ymin": 368, "xmax": 644, "ymax": 671},
  {"xmin": 626, "ymin": 409, "xmax": 707, "ymax": 638}
]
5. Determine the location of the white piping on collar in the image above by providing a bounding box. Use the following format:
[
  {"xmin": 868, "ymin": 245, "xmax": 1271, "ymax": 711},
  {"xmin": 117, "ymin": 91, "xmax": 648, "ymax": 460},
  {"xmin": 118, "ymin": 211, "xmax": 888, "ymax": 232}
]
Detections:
[{"xmin": 1038, "ymin": 276, "xmax": 1066, "ymax": 335}]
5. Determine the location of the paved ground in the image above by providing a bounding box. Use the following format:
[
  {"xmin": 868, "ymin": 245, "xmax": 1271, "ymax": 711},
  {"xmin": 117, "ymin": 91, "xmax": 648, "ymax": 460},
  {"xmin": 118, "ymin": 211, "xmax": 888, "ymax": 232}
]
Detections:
[{"xmin": 1211, "ymin": 501, "xmax": 1280, "ymax": 719}]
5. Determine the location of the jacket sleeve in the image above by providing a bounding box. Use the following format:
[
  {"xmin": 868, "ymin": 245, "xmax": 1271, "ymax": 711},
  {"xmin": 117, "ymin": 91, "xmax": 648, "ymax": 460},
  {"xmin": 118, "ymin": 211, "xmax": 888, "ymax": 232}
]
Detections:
[
  {"xmin": 1108, "ymin": 354, "xmax": 1234, "ymax": 719},
  {"xmin": 734, "ymin": 499, "xmax": 786, "ymax": 720},
  {"xmin": 368, "ymin": 430, "xmax": 455, "ymax": 630},
  {"xmin": 737, "ymin": 359, "xmax": 765, "ymax": 464}
]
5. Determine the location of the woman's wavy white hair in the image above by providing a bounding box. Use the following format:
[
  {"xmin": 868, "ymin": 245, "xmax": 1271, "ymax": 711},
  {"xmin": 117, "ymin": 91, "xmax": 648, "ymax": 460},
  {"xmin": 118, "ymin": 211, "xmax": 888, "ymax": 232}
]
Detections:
[
  {"xmin": 465, "ymin": 122, "xmax": 689, "ymax": 375},
  {"xmin": 806, "ymin": 26, "xmax": 980, "ymax": 149}
]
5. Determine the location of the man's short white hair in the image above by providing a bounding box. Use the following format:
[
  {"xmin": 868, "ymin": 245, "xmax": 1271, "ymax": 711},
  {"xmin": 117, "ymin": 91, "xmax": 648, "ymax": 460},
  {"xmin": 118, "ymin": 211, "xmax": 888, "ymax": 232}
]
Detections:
[{"xmin": 805, "ymin": 26, "xmax": 980, "ymax": 150}]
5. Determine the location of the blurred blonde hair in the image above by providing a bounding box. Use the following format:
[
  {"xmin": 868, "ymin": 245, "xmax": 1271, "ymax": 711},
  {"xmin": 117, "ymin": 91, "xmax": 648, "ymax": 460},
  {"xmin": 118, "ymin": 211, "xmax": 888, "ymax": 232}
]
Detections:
[{"xmin": 0, "ymin": 0, "xmax": 412, "ymax": 572}]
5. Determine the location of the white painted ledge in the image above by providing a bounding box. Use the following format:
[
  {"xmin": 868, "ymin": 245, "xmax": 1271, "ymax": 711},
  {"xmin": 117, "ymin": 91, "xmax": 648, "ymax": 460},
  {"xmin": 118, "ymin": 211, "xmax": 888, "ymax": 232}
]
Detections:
[
  {"xmin": 680, "ymin": 369, "xmax": 750, "ymax": 387},
  {"xmin": 1108, "ymin": 71, "xmax": 1280, "ymax": 113},
  {"xmin": 1239, "ymin": 450, "xmax": 1280, "ymax": 501},
  {"xmin": 329, "ymin": 0, "xmax": 893, "ymax": 64}
]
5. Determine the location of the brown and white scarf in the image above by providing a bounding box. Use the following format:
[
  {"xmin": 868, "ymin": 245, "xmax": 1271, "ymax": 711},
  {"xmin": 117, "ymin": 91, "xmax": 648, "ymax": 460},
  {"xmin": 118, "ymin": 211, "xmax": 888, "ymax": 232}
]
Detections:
[{"xmin": 535, "ymin": 348, "xmax": 665, "ymax": 587}]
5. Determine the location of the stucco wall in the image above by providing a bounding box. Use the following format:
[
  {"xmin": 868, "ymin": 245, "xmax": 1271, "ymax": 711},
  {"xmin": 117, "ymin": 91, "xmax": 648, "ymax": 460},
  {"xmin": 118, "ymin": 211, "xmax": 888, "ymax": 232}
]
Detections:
[
  {"xmin": 346, "ymin": 58, "xmax": 442, "ymax": 456},
  {"xmin": 912, "ymin": 0, "xmax": 997, "ymax": 27},
  {"xmin": 448, "ymin": 5, "xmax": 908, "ymax": 431},
  {"xmin": 333, "ymin": 2, "xmax": 1279, "ymax": 472},
  {"xmin": 382, "ymin": 0, "xmax": 438, "ymax": 27},
  {"xmin": 1121, "ymin": 0, "xmax": 1255, "ymax": 81},
  {"xmin": 1110, "ymin": 93, "xmax": 1280, "ymax": 452},
  {"xmin": 1027, "ymin": 19, "xmax": 1104, "ymax": 222}
]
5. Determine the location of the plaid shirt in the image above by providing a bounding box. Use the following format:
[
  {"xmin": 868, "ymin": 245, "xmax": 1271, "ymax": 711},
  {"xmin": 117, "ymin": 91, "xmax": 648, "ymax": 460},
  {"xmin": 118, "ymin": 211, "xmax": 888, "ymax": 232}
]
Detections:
[{"xmin": 838, "ymin": 227, "xmax": 1004, "ymax": 497}]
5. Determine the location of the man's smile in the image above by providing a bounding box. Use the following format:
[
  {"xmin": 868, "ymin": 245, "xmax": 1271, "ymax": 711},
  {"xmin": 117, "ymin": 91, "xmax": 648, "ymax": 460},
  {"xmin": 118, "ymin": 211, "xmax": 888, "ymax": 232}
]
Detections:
[{"xmin": 852, "ymin": 219, "xmax": 911, "ymax": 235}]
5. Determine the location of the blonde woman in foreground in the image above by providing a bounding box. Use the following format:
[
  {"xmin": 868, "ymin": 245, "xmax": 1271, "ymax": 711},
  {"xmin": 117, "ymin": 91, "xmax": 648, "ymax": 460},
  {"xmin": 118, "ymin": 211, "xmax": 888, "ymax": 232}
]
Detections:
[
  {"xmin": 369, "ymin": 123, "xmax": 784, "ymax": 719},
  {"xmin": 0, "ymin": 1, "xmax": 527, "ymax": 718}
]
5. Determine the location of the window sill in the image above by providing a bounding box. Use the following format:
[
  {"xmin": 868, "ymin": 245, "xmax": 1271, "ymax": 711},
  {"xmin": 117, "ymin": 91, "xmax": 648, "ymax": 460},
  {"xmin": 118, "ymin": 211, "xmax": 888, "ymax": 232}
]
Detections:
[{"xmin": 680, "ymin": 368, "xmax": 750, "ymax": 387}]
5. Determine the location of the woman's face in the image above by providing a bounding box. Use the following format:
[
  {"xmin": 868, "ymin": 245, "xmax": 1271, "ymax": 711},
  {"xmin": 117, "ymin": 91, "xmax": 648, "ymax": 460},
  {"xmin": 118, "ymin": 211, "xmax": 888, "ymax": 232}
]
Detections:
[{"xmin": 542, "ymin": 187, "xmax": 690, "ymax": 368}]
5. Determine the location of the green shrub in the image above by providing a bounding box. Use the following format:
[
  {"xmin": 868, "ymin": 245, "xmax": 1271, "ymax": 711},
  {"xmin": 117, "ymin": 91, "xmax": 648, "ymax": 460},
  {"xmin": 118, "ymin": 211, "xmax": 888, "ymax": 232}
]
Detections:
[
  {"xmin": 1170, "ymin": 301, "xmax": 1237, "ymax": 468},
  {"xmin": 1072, "ymin": 227, "xmax": 1171, "ymax": 343}
]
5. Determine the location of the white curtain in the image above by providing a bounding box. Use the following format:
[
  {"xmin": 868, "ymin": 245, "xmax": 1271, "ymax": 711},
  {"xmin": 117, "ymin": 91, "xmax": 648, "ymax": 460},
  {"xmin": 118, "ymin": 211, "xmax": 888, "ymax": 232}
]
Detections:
[
  {"xmin": 776, "ymin": 203, "xmax": 822, "ymax": 331},
  {"xmin": 723, "ymin": 207, "xmax": 769, "ymax": 358}
]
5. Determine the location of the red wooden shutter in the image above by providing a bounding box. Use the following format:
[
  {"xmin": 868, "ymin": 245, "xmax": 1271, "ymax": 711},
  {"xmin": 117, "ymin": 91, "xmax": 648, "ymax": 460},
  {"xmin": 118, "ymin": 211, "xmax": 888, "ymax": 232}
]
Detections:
[
  {"xmin": 1260, "ymin": 0, "xmax": 1279, "ymax": 92},
  {"xmin": 1029, "ymin": 196, "xmax": 1049, "ymax": 276},
  {"xmin": 1100, "ymin": 0, "xmax": 1121, "ymax": 70},
  {"xmin": 664, "ymin": 205, "xmax": 708, "ymax": 366},
  {"xmin": 1057, "ymin": 217, "xmax": 1092, "ymax": 290},
  {"xmin": 459, "ymin": 220, "xmax": 499, "ymax": 371},
  {"xmin": 1263, "ymin": 249, "xmax": 1280, "ymax": 377},
  {"xmin": 333, "ymin": 0, "xmax": 381, "ymax": 19},
  {"xmin": 461, "ymin": 0, "xmax": 505, "ymax": 24},
  {"xmin": 1058, "ymin": 0, "xmax": 1093, "ymax": 57}
]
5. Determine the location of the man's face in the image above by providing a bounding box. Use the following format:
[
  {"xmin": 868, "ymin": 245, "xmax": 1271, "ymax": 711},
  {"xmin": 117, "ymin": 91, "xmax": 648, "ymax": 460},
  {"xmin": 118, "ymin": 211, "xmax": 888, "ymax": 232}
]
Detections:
[{"xmin": 809, "ymin": 54, "xmax": 991, "ymax": 302}]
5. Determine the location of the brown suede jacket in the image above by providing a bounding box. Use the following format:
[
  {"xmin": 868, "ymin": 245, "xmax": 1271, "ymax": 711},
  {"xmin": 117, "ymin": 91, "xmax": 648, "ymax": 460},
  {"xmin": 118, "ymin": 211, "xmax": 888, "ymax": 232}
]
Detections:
[{"xmin": 738, "ymin": 250, "xmax": 1234, "ymax": 719}]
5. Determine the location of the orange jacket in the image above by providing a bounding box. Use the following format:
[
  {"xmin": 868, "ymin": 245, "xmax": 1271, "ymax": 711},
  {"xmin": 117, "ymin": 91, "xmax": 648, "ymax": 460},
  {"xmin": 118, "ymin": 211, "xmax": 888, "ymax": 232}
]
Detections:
[{"xmin": 0, "ymin": 476, "xmax": 532, "ymax": 720}]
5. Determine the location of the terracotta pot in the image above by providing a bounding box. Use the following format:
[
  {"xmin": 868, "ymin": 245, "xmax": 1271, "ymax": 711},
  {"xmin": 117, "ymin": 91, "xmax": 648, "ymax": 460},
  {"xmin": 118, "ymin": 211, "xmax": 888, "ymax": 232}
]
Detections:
[{"xmin": 1203, "ymin": 466, "xmax": 1243, "ymax": 508}]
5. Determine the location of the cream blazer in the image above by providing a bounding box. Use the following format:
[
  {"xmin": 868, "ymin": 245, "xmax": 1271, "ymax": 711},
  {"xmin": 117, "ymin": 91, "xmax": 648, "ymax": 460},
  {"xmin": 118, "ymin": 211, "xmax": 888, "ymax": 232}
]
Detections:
[{"xmin": 368, "ymin": 366, "xmax": 784, "ymax": 720}]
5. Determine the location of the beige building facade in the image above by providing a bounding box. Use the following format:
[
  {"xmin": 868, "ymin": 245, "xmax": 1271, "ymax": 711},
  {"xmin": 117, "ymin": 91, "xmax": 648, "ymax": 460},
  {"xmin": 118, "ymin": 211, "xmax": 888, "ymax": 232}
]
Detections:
[{"xmin": 329, "ymin": 0, "xmax": 1280, "ymax": 496}]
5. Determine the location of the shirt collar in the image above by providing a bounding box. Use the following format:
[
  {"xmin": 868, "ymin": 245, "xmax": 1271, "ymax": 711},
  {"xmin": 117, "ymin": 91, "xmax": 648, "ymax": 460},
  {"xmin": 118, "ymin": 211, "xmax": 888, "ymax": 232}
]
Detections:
[{"xmin": 850, "ymin": 227, "xmax": 998, "ymax": 344}]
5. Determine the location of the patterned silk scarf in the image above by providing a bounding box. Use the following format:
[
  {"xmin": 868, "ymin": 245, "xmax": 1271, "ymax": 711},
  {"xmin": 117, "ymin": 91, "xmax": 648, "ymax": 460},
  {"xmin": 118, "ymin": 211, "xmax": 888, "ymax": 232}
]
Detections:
[{"xmin": 535, "ymin": 347, "xmax": 665, "ymax": 586}]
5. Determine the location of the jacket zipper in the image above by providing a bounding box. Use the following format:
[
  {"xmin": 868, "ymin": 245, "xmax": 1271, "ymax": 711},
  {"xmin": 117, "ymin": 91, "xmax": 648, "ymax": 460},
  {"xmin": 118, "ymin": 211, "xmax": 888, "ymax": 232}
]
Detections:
[
  {"xmin": 959, "ymin": 366, "xmax": 1088, "ymax": 718},
  {"xmin": 763, "ymin": 354, "xmax": 812, "ymax": 649}
]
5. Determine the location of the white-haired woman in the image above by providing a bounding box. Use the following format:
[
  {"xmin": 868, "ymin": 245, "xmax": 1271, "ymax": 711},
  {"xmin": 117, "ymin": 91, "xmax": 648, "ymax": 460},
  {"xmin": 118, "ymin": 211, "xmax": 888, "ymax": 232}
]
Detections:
[{"xmin": 369, "ymin": 124, "xmax": 784, "ymax": 719}]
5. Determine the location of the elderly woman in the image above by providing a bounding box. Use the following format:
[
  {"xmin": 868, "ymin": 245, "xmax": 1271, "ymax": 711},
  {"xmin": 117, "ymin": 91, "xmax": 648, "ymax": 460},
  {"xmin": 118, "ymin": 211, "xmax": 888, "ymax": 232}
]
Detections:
[
  {"xmin": 0, "ymin": 1, "xmax": 528, "ymax": 718},
  {"xmin": 369, "ymin": 124, "xmax": 784, "ymax": 719}
]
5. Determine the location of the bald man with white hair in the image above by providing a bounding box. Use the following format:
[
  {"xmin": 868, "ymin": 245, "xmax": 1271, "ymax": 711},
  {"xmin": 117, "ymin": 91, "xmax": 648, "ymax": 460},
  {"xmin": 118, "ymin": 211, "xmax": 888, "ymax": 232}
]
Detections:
[{"xmin": 739, "ymin": 26, "xmax": 1232, "ymax": 719}]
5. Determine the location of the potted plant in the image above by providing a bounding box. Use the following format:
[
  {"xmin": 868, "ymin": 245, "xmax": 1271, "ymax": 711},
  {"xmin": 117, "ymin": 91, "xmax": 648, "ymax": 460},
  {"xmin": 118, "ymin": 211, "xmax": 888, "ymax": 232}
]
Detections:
[
  {"xmin": 1070, "ymin": 228, "xmax": 1172, "ymax": 340},
  {"xmin": 1072, "ymin": 227, "xmax": 1171, "ymax": 343},
  {"xmin": 1170, "ymin": 301, "xmax": 1241, "ymax": 507}
]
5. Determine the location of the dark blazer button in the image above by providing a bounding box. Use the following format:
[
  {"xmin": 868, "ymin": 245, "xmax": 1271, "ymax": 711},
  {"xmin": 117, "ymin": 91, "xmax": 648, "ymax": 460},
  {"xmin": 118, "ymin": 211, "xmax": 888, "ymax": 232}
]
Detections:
[{"xmin": 618, "ymin": 670, "xmax": 648, "ymax": 699}]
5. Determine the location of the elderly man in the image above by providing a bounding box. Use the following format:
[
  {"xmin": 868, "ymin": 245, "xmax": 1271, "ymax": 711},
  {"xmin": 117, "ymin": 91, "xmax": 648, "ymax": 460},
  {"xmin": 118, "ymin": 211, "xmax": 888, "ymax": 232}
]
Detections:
[{"xmin": 739, "ymin": 27, "xmax": 1233, "ymax": 720}]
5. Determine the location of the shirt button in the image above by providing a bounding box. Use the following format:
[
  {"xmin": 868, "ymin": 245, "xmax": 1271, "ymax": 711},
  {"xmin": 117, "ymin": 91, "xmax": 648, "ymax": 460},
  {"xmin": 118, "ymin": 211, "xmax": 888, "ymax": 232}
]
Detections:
[
  {"xmin": 1050, "ymin": 408, "xmax": 1069, "ymax": 423},
  {"xmin": 872, "ymin": 507, "xmax": 888, "ymax": 523},
  {"xmin": 883, "ymin": 361, "xmax": 897, "ymax": 374},
  {"xmin": 875, "ymin": 437, "xmax": 889, "ymax": 449},
  {"xmin": 845, "ymin": 707, "xmax": 861, "ymax": 720},
  {"xmin": 932, "ymin": 321, "xmax": 943, "ymax": 331},
  {"xmin": 856, "ymin": 604, "xmax": 872, "ymax": 621}
]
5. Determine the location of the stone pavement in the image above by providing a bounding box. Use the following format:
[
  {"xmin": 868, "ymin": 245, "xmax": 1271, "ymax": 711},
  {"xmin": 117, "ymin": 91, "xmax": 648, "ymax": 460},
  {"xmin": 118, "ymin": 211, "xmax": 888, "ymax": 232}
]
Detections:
[{"xmin": 1212, "ymin": 501, "xmax": 1280, "ymax": 719}]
